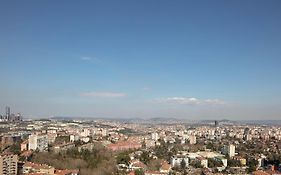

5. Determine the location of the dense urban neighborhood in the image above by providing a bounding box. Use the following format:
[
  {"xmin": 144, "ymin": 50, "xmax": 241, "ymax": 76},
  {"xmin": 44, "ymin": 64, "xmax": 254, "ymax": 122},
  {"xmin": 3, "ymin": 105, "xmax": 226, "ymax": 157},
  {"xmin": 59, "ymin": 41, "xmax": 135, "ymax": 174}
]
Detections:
[{"xmin": 1, "ymin": 107, "xmax": 281, "ymax": 175}]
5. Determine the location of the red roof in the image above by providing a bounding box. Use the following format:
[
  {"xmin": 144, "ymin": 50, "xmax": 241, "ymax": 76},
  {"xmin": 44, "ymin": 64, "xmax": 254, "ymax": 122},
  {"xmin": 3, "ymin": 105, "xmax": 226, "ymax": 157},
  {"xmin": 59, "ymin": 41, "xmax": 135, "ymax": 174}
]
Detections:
[
  {"xmin": 253, "ymin": 171, "xmax": 270, "ymax": 175},
  {"xmin": 128, "ymin": 171, "xmax": 135, "ymax": 175},
  {"xmin": 55, "ymin": 169, "xmax": 79, "ymax": 175}
]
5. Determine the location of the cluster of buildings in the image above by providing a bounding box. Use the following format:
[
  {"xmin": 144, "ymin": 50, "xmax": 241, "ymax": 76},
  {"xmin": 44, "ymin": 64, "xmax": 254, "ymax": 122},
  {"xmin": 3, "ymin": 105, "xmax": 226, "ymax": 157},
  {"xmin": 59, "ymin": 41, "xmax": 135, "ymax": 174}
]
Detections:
[
  {"xmin": 0, "ymin": 106, "xmax": 22, "ymax": 122},
  {"xmin": 21, "ymin": 162, "xmax": 79, "ymax": 175},
  {"xmin": 0, "ymin": 118, "xmax": 281, "ymax": 174},
  {"xmin": 0, "ymin": 152, "xmax": 79, "ymax": 175}
]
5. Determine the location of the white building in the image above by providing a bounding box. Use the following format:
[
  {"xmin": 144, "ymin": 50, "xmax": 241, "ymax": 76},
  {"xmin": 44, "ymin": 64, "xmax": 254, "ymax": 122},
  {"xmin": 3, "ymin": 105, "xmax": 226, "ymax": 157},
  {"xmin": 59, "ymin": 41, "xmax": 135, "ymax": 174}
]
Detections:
[
  {"xmin": 80, "ymin": 129, "xmax": 90, "ymax": 137},
  {"xmin": 223, "ymin": 144, "xmax": 235, "ymax": 158},
  {"xmin": 151, "ymin": 132, "xmax": 159, "ymax": 141},
  {"xmin": 101, "ymin": 129, "xmax": 107, "ymax": 137},
  {"xmin": 170, "ymin": 155, "xmax": 189, "ymax": 168},
  {"xmin": 221, "ymin": 158, "xmax": 228, "ymax": 167},
  {"xmin": 80, "ymin": 137, "xmax": 90, "ymax": 143},
  {"xmin": 70, "ymin": 135, "xmax": 79, "ymax": 142},
  {"xmin": 28, "ymin": 134, "xmax": 48, "ymax": 152},
  {"xmin": 228, "ymin": 144, "xmax": 235, "ymax": 157},
  {"xmin": 197, "ymin": 157, "xmax": 208, "ymax": 168},
  {"xmin": 189, "ymin": 135, "xmax": 196, "ymax": 144}
]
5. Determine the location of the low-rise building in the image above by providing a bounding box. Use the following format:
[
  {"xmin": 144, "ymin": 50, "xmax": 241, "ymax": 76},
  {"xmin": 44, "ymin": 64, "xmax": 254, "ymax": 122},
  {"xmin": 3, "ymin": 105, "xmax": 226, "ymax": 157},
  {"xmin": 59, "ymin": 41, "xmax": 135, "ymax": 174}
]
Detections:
[
  {"xmin": 129, "ymin": 159, "xmax": 146, "ymax": 171},
  {"xmin": 107, "ymin": 141, "xmax": 142, "ymax": 151},
  {"xmin": 53, "ymin": 142, "xmax": 75, "ymax": 153},
  {"xmin": 159, "ymin": 161, "xmax": 171, "ymax": 173},
  {"xmin": 54, "ymin": 169, "xmax": 79, "ymax": 175},
  {"xmin": 170, "ymin": 155, "xmax": 189, "ymax": 168},
  {"xmin": 23, "ymin": 162, "xmax": 55, "ymax": 174},
  {"xmin": 21, "ymin": 140, "xmax": 28, "ymax": 151},
  {"xmin": 145, "ymin": 171, "xmax": 168, "ymax": 175},
  {"xmin": 77, "ymin": 143, "xmax": 95, "ymax": 152}
]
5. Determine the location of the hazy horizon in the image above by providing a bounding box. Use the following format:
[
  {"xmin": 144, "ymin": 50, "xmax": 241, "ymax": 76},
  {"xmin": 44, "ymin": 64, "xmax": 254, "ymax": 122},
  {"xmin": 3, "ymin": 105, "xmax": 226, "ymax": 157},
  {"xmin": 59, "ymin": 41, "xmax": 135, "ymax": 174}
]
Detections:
[{"xmin": 1, "ymin": 1, "xmax": 281, "ymax": 120}]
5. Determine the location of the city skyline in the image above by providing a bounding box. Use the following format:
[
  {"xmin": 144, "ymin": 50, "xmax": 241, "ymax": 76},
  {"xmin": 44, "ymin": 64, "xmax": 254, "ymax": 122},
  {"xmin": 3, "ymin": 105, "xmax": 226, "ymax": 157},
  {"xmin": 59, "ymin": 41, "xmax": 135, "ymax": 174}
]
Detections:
[{"xmin": 1, "ymin": 1, "xmax": 281, "ymax": 119}]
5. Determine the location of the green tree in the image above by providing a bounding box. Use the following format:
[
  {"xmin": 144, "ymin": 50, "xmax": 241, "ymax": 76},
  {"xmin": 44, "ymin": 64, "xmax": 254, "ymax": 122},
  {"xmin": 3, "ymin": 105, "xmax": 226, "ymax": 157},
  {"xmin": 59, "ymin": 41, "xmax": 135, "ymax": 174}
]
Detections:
[
  {"xmin": 247, "ymin": 159, "xmax": 258, "ymax": 173},
  {"xmin": 116, "ymin": 152, "xmax": 130, "ymax": 165},
  {"xmin": 190, "ymin": 160, "xmax": 203, "ymax": 168},
  {"xmin": 9, "ymin": 142, "xmax": 21, "ymax": 155},
  {"xmin": 208, "ymin": 158, "xmax": 223, "ymax": 168},
  {"xmin": 180, "ymin": 159, "xmax": 186, "ymax": 170},
  {"xmin": 134, "ymin": 169, "xmax": 144, "ymax": 175},
  {"xmin": 147, "ymin": 159, "xmax": 161, "ymax": 171},
  {"xmin": 140, "ymin": 151, "xmax": 152, "ymax": 164},
  {"xmin": 228, "ymin": 159, "xmax": 242, "ymax": 167}
]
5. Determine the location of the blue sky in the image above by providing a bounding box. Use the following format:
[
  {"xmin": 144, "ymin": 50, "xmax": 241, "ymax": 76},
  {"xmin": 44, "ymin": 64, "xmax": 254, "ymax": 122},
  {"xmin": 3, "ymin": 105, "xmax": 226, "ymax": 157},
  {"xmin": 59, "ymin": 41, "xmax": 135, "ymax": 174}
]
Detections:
[{"xmin": 0, "ymin": 0, "xmax": 281, "ymax": 119}]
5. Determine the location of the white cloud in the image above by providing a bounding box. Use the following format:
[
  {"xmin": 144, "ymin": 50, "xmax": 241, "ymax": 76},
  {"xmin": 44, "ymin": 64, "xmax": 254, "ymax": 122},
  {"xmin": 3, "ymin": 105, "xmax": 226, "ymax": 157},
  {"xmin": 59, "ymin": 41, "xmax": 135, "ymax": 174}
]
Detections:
[
  {"xmin": 204, "ymin": 99, "xmax": 226, "ymax": 105},
  {"xmin": 81, "ymin": 91, "xmax": 126, "ymax": 98},
  {"xmin": 80, "ymin": 56, "xmax": 101, "ymax": 63},
  {"xmin": 155, "ymin": 97, "xmax": 226, "ymax": 105},
  {"xmin": 81, "ymin": 56, "xmax": 92, "ymax": 61},
  {"xmin": 142, "ymin": 87, "xmax": 151, "ymax": 91}
]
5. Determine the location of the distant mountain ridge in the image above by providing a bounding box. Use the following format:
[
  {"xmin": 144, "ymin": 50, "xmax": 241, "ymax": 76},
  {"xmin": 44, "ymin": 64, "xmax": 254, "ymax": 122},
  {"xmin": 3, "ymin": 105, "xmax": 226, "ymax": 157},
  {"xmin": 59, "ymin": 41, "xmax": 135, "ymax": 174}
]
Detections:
[{"xmin": 48, "ymin": 116, "xmax": 281, "ymax": 125}]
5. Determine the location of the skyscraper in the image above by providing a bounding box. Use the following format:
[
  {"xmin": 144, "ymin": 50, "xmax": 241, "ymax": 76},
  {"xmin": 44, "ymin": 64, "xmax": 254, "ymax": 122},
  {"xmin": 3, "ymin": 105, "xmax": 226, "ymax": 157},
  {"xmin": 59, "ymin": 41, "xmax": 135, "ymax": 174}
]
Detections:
[
  {"xmin": 5, "ymin": 106, "xmax": 10, "ymax": 120},
  {"xmin": 222, "ymin": 144, "xmax": 235, "ymax": 158},
  {"xmin": 228, "ymin": 144, "xmax": 235, "ymax": 157},
  {"xmin": 215, "ymin": 120, "xmax": 219, "ymax": 127}
]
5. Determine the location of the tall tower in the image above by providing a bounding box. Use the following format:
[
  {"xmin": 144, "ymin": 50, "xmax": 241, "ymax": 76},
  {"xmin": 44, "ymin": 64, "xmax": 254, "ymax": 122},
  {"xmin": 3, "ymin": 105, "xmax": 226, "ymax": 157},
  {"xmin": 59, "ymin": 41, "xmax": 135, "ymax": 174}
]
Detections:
[
  {"xmin": 228, "ymin": 144, "xmax": 235, "ymax": 157},
  {"xmin": 215, "ymin": 120, "xmax": 219, "ymax": 127},
  {"xmin": 5, "ymin": 106, "xmax": 10, "ymax": 120}
]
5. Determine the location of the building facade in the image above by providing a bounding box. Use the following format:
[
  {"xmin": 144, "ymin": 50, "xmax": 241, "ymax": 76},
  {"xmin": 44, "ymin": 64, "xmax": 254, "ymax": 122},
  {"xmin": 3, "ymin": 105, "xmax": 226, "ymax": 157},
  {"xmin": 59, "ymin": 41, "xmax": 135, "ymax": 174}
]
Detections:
[
  {"xmin": 0, "ymin": 153, "xmax": 18, "ymax": 175},
  {"xmin": 28, "ymin": 134, "xmax": 48, "ymax": 151}
]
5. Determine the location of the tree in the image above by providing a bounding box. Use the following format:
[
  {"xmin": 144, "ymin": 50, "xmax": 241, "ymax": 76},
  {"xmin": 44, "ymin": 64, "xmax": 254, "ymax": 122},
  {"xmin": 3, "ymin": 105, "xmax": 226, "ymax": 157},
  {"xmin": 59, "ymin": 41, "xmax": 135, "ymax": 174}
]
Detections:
[
  {"xmin": 190, "ymin": 160, "xmax": 203, "ymax": 168},
  {"xmin": 154, "ymin": 141, "xmax": 170, "ymax": 161},
  {"xmin": 140, "ymin": 151, "xmax": 152, "ymax": 164},
  {"xmin": 31, "ymin": 142, "xmax": 118, "ymax": 175},
  {"xmin": 116, "ymin": 152, "xmax": 130, "ymax": 165},
  {"xmin": 147, "ymin": 159, "xmax": 161, "ymax": 171},
  {"xmin": 180, "ymin": 159, "xmax": 186, "ymax": 170},
  {"xmin": 228, "ymin": 159, "xmax": 241, "ymax": 167},
  {"xmin": 208, "ymin": 158, "xmax": 223, "ymax": 168},
  {"xmin": 9, "ymin": 142, "xmax": 21, "ymax": 155},
  {"xmin": 134, "ymin": 169, "xmax": 144, "ymax": 175},
  {"xmin": 247, "ymin": 159, "xmax": 258, "ymax": 173},
  {"xmin": 54, "ymin": 135, "xmax": 69, "ymax": 144},
  {"xmin": 171, "ymin": 144, "xmax": 183, "ymax": 155}
]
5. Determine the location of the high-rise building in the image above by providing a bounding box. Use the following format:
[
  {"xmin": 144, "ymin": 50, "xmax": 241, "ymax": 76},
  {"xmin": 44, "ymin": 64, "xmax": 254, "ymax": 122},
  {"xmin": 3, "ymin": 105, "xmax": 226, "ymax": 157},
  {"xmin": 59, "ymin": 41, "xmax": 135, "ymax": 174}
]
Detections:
[
  {"xmin": 244, "ymin": 127, "xmax": 250, "ymax": 135},
  {"xmin": 15, "ymin": 113, "xmax": 22, "ymax": 121},
  {"xmin": 228, "ymin": 144, "xmax": 235, "ymax": 157},
  {"xmin": 215, "ymin": 120, "xmax": 219, "ymax": 127},
  {"xmin": 223, "ymin": 144, "xmax": 235, "ymax": 157},
  {"xmin": 0, "ymin": 153, "xmax": 18, "ymax": 175},
  {"xmin": 243, "ymin": 127, "xmax": 250, "ymax": 141},
  {"xmin": 1, "ymin": 106, "xmax": 22, "ymax": 122},
  {"xmin": 5, "ymin": 106, "xmax": 10, "ymax": 120}
]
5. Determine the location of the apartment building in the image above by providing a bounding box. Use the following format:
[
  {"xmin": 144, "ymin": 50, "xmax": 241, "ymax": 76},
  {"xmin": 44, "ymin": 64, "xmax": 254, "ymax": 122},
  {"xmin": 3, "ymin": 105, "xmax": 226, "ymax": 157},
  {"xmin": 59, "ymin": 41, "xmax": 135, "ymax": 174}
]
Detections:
[{"xmin": 0, "ymin": 153, "xmax": 18, "ymax": 175}]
